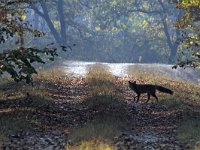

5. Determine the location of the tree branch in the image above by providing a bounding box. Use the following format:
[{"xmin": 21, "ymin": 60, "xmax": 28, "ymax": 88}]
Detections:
[
  {"xmin": 78, "ymin": 0, "xmax": 92, "ymax": 9},
  {"xmin": 127, "ymin": 8, "xmax": 164, "ymax": 14},
  {"xmin": 31, "ymin": 4, "xmax": 45, "ymax": 18}
]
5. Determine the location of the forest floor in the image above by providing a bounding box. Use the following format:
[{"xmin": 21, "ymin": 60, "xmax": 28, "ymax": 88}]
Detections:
[{"xmin": 0, "ymin": 65, "xmax": 200, "ymax": 150}]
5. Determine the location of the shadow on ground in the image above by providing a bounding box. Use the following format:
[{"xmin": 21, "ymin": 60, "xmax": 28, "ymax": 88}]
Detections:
[{"xmin": 0, "ymin": 70, "xmax": 200, "ymax": 149}]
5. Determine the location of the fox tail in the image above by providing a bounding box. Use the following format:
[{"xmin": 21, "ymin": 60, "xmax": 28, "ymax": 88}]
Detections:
[{"xmin": 156, "ymin": 85, "xmax": 173, "ymax": 95}]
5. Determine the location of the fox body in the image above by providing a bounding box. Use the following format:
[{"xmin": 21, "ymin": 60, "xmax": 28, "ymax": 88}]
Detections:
[{"xmin": 128, "ymin": 81, "xmax": 173, "ymax": 103}]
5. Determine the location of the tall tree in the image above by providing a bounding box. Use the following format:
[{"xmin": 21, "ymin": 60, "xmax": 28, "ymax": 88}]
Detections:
[
  {"xmin": 29, "ymin": 0, "xmax": 183, "ymax": 63},
  {"xmin": 173, "ymin": 0, "xmax": 200, "ymax": 68},
  {"xmin": 128, "ymin": 0, "xmax": 182, "ymax": 63},
  {"xmin": 0, "ymin": 0, "xmax": 67, "ymax": 83}
]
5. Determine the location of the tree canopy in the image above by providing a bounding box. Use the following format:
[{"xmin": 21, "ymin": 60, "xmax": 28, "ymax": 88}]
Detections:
[
  {"xmin": 173, "ymin": 0, "xmax": 200, "ymax": 68},
  {"xmin": 0, "ymin": 0, "xmax": 67, "ymax": 83},
  {"xmin": 1, "ymin": 0, "xmax": 200, "ymax": 83},
  {"xmin": 28, "ymin": 0, "xmax": 184, "ymax": 63}
]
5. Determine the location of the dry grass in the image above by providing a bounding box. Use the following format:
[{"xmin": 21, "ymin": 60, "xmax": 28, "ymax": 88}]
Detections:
[
  {"xmin": 66, "ymin": 64, "xmax": 128, "ymax": 150},
  {"xmin": 127, "ymin": 65, "xmax": 200, "ymax": 149},
  {"xmin": 127, "ymin": 65, "xmax": 200, "ymax": 104},
  {"xmin": 66, "ymin": 139, "xmax": 117, "ymax": 150},
  {"xmin": 1, "ymin": 64, "xmax": 200, "ymax": 149},
  {"xmin": 86, "ymin": 63, "xmax": 115, "ymax": 95},
  {"xmin": 66, "ymin": 114, "xmax": 127, "ymax": 150},
  {"xmin": 0, "ymin": 112, "xmax": 33, "ymax": 146},
  {"xmin": 84, "ymin": 63, "xmax": 127, "ymax": 119},
  {"xmin": 177, "ymin": 119, "xmax": 200, "ymax": 142},
  {"xmin": 34, "ymin": 67, "xmax": 66, "ymax": 81},
  {"xmin": 0, "ymin": 67, "xmax": 66, "ymax": 101},
  {"xmin": 0, "ymin": 67, "xmax": 65, "ymax": 147},
  {"xmin": 84, "ymin": 64, "xmax": 200, "ymax": 149},
  {"xmin": 85, "ymin": 63, "xmax": 123, "ymax": 106}
]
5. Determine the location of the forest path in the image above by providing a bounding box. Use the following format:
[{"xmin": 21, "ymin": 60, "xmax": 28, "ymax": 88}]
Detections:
[
  {"xmin": 1, "ymin": 76, "xmax": 187, "ymax": 150},
  {"xmin": 64, "ymin": 61, "xmax": 200, "ymax": 85}
]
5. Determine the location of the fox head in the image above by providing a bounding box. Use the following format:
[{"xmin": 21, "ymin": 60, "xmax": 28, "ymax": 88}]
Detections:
[
  {"xmin": 128, "ymin": 81, "xmax": 136, "ymax": 84},
  {"xmin": 128, "ymin": 81, "xmax": 137, "ymax": 90}
]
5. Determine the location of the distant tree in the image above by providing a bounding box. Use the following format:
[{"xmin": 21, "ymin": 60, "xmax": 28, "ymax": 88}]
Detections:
[
  {"xmin": 28, "ymin": 0, "xmax": 184, "ymax": 63},
  {"xmin": 0, "ymin": 0, "xmax": 68, "ymax": 83},
  {"xmin": 127, "ymin": 0, "xmax": 182, "ymax": 63},
  {"xmin": 30, "ymin": 0, "xmax": 81, "ymax": 46}
]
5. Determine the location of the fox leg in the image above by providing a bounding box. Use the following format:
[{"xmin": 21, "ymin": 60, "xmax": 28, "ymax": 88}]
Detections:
[
  {"xmin": 152, "ymin": 93, "xmax": 158, "ymax": 102},
  {"xmin": 145, "ymin": 93, "xmax": 150, "ymax": 103},
  {"xmin": 136, "ymin": 94, "xmax": 140, "ymax": 103}
]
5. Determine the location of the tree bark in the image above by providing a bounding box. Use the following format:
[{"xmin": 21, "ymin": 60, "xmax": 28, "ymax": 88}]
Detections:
[
  {"xmin": 57, "ymin": 0, "xmax": 67, "ymax": 45},
  {"xmin": 160, "ymin": 16, "xmax": 178, "ymax": 63},
  {"xmin": 33, "ymin": 12, "xmax": 39, "ymax": 29},
  {"xmin": 31, "ymin": 2, "xmax": 62, "ymax": 45},
  {"xmin": 158, "ymin": 0, "xmax": 182, "ymax": 63}
]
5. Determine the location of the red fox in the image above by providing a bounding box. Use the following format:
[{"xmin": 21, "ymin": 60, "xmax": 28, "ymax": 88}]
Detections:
[{"xmin": 128, "ymin": 81, "xmax": 173, "ymax": 103}]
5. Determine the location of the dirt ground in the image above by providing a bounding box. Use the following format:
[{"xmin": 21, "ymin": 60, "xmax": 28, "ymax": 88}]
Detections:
[{"xmin": 0, "ymin": 76, "xmax": 197, "ymax": 150}]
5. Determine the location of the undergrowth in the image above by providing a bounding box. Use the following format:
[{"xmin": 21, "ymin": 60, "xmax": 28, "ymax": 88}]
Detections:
[
  {"xmin": 85, "ymin": 63, "xmax": 124, "ymax": 110},
  {"xmin": 1, "ymin": 63, "xmax": 200, "ymax": 149},
  {"xmin": 66, "ymin": 113, "xmax": 127, "ymax": 150},
  {"xmin": 0, "ymin": 67, "xmax": 65, "ymax": 147},
  {"xmin": 127, "ymin": 65, "xmax": 200, "ymax": 104},
  {"xmin": 128, "ymin": 65, "xmax": 200, "ymax": 149},
  {"xmin": 66, "ymin": 63, "xmax": 127, "ymax": 150}
]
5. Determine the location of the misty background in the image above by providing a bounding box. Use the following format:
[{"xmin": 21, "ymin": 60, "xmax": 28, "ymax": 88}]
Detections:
[
  {"xmin": 1, "ymin": 0, "xmax": 184, "ymax": 63},
  {"xmin": 1, "ymin": 0, "xmax": 199, "ymax": 84}
]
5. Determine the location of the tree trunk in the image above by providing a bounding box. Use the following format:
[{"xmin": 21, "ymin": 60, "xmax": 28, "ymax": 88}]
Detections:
[
  {"xmin": 57, "ymin": 0, "xmax": 67, "ymax": 45},
  {"xmin": 161, "ymin": 15, "xmax": 180, "ymax": 64},
  {"xmin": 33, "ymin": 12, "xmax": 39, "ymax": 29},
  {"xmin": 40, "ymin": 2, "xmax": 62, "ymax": 45},
  {"xmin": 168, "ymin": 29, "xmax": 180, "ymax": 63},
  {"xmin": 32, "ymin": 2, "xmax": 63, "ymax": 45}
]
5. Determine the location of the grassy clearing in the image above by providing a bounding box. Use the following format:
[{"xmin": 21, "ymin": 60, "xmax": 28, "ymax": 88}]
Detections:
[
  {"xmin": 0, "ymin": 67, "xmax": 66, "ymax": 147},
  {"xmin": 66, "ymin": 115, "xmax": 127, "ymax": 150},
  {"xmin": 85, "ymin": 63, "xmax": 123, "ymax": 107},
  {"xmin": 177, "ymin": 118, "xmax": 200, "ymax": 150},
  {"xmin": 66, "ymin": 63, "xmax": 128, "ymax": 150},
  {"xmin": 0, "ymin": 79, "xmax": 53, "ymax": 108},
  {"xmin": 177, "ymin": 118, "xmax": 200, "ymax": 142},
  {"xmin": 68, "ymin": 117, "xmax": 124, "ymax": 142},
  {"xmin": 34, "ymin": 67, "xmax": 66, "ymax": 82},
  {"xmin": 127, "ymin": 65, "xmax": 200, "ymax": 104},
  {"xmin": 128, "ymin": 65, "xmax": 200, "ymax": 149},
  {"xmin": 1, "ymin": 63, "xmax": 200, "ymax": 149},
  {"xmin": 0, "ymin": 67, "xmax": 66, "ymax": 102},
  {"xmin": 66, "ymin": 139, "xmax": 117, "ymax": 150},
  {"xmin": 0, "ymin": 113, "xmax": 30, "ymax": 145},
  {"xmin": 86, "ymin": 63, "xmax": 115, "ymax": 95}
]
